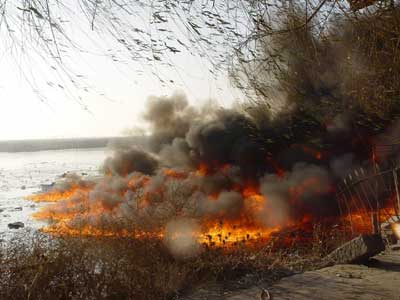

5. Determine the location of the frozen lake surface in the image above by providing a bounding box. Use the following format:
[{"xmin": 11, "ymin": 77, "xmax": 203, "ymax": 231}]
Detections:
[{"xmin": 0, "ymin": 148, "xmax": 109, "ymax": 238}]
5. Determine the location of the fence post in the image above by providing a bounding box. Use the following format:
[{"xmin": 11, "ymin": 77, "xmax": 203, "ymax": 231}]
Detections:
[
  {"xmin": 371, "ymin": 213, "xmax": 379, "ymax": 234},
  {"xmin": 372, "ymin": 157, "xmax": 380, "ymax": 234},
  {"xmin": 393, "ymin": 168, "xmax": 400, "ymax": 218}
]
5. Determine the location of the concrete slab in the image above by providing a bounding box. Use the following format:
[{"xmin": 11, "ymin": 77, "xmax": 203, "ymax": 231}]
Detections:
[
  {"xmin": 182, "ymin": 249, "xmax": 400, "ymax": 300},
  {"xmin": 324, "ymin": 234, "xmax": 385, "ymax": 264}
]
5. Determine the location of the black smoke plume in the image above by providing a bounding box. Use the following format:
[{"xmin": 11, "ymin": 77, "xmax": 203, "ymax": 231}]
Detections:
[{"xmin": 34, "ymin": 7, "xmax": 400, "ymax": 253}]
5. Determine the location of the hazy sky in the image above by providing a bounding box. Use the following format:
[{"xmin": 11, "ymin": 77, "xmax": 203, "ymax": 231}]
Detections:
[
  {"xmin": 0, "ymin": 3, "xmax": 241, "ymax": 141},
  {"xmin": 0, "ymin": 53, "xmax": 238, "ymax": 141}
]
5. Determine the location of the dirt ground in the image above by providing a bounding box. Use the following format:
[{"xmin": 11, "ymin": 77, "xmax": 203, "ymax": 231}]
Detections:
[{"xmin": 183, "ymin": 246, "xmax": 400, "ymax": 300}]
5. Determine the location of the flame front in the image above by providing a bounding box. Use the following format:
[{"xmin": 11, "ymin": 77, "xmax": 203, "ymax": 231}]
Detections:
[
  {"xmin": 26, "ymin": 185, "xmax": 91, "ymax": 202},
  {"xmin": 30, "ymin": 153, "xmax": 396, "ymax": 250},
  {"xmin": 27, "ymin": 163, "xmax": 339, "ymax": 252},
  {"xmin": 29, "ymin": 165, "xmax": 400, "ymax": 250},
  {"xmin": 28, "ymin": 164, "xmax": 299, "ymax": 247}
]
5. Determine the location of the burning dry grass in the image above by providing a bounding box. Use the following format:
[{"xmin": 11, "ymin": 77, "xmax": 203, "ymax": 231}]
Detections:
[
  {"xmin": 25, "ymin": 161, "xmax": 337, "ymax": 251},
  {"xmin": 0, "ymin": 224, "xmax": 346, "ymax": 300}
]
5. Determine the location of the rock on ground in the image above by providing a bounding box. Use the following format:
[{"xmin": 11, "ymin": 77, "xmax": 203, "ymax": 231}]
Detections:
[
  {"xmin": 8, "ymin": 222, "xmax": 25, "ymax": 229},
  {"xmin": 324, "ymin": 234, "xmax": 385, "ymax": 264}
]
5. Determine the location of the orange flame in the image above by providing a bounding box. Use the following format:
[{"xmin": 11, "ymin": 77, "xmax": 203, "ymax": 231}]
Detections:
[
  {"xmin": 25, "ymin": 184, "xmax": 92, "ymax": 202},
  {"xmin": 25, "ymin": 161, "xmax": 364, "ymax": 249},
  {"xmin": 163, "ymin": 168, "xmax": 188, "ymax": 179},
  {"xmin": 196, "ymin": 163, "xmax": 208, "ymax": 176},
  {"xmin": 198, "ymin": 220, "xmax": 277, "ymax": 247}
]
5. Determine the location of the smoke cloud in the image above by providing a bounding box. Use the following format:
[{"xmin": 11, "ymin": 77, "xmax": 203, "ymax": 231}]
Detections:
[
  {"xmin": 103, "ymin": 147, "xmax": 159, "ymax": 176},
  {"xmin": 163, "ymin": 218, "xmax": 201, "ymax": 258},
  {"xmin": 33, "ymin": 88, "xmax": 400, "ymax": 256}
]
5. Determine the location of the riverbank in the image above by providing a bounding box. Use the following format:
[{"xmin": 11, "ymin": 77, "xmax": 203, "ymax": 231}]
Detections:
[
  {"xmin": 0, "ymin": 148, "xmax": 106, "ymax": 235},
  {"xmin": 0, "ymin": 136, "xmax": 146, "ymax": 152}
]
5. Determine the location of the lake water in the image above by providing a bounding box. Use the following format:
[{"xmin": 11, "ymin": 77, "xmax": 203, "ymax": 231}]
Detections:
[{"xmin": 0, "ymin": 148, "xmax": 109, "ymax": 237}]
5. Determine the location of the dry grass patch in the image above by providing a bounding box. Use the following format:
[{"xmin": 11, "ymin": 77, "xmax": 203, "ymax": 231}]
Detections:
[{"xmin": 0, "ymin": 225, "xmax": 345, "ymax": 300}]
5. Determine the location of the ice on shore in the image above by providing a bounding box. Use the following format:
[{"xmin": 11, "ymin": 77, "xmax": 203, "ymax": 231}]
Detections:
[{"xmin": 0, "ymin": 148, "xmax": 107, "ymax": 238}]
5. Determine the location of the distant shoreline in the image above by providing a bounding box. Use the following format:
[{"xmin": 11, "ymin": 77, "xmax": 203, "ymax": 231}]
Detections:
[{"xmin": 0, "ymin": 136, "xmax": 147, "ymax": 153}]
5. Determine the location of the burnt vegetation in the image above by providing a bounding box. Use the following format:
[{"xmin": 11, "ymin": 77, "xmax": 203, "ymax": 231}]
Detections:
[{"xmin": 0, "ymin": 227, "xmax": 344, "ymax": 300}]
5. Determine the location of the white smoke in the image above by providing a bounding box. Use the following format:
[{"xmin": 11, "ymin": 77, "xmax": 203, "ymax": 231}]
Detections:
[{"xmin": 163, "ymin": 218, "xmax": 201, "ymax": 258}]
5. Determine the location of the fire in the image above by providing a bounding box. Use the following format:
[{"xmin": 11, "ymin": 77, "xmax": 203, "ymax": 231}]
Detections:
[
  {"xmin": 291, "ymin": 144, "xmax": 324, "ymax": 161},
  {"xmin": 196, "ymin": 163, "xmax": 208, "ymax": 176},
  {"xmin": 339, "ymin": 194, "xmax": 398, "ymax": 236},
  {"xmin": 391, "ymin": 223, "xmax": 400, "ymax": 239},
  {"xmin": 240, "ymin": 185, "xmax": 265, "ymax": 214},
  {"xmin": 26, "ymin": 184, "xmax": 92, "ymax": 202},
  {"xmin": 27, "ymin": 168, "xmax": 287, "ymax": 248},
  {"xmin": 24, "ymin": 158, "xmax": 354, "ymax": 251},
  {"xmin": 242, "ymin": 185, "xmax": 263, "ymax": 200},
  {"xmin": 163, "ymin": 168, "xmax": 188, "ymax": 179},
  {"xmin": 198, "ymin": 184, "xmax": 276, "ymax": 246},
  {"xmin": 40, "ymin": 223, "xmax": 164, "ymax": 239},
  {"xmin": 266, "ymin": 156, "xmax": 285, "ymax": 178},
  {"xmin": 198, "ymin": 219, "xmax": 278, "ymax": 247}
]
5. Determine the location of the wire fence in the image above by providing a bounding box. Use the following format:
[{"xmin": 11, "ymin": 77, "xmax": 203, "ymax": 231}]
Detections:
[{"xmin": 336, "ymin": 158, "xmax": 400, "ymax": 239}]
